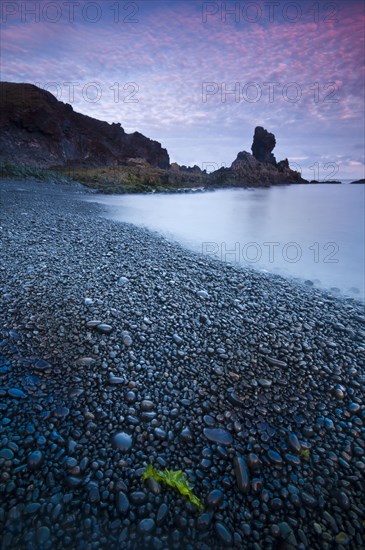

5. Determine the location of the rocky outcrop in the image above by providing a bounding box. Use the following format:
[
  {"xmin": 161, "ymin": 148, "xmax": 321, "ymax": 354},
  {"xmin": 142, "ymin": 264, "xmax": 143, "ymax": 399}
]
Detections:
[
  {"xmin": 251, "ymin": 126, "xmax": 276, "ymax": 165},
  {"xmin": 208, "ymin": 128, "xmax": 307, "ymax": 186},
  {"xmin": 0, "ymin": 82, "xmax": 170, "ymax": 169},
  {"xmin": 0, "ymin": 83, "xmax": 307, "ymax": 189}
]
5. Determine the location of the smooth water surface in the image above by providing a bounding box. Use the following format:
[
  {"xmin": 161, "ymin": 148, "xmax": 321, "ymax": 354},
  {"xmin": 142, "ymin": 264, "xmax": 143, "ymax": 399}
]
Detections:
[{"xmin": 86, "ymin": 184, "xmax": 365, "ymax": 300}]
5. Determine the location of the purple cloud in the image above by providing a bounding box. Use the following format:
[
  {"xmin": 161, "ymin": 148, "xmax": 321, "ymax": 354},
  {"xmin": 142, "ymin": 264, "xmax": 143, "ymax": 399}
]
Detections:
[{"xmin": 1, "ymin": 0, "xmax": 364, "ymax": 179}]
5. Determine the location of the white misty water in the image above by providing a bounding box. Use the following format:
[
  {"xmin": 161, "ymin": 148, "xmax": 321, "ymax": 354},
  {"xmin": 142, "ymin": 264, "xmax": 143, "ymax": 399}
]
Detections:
[{"xmin": 86, "ymin": 184, "xmax": 365, "ymax": 300}]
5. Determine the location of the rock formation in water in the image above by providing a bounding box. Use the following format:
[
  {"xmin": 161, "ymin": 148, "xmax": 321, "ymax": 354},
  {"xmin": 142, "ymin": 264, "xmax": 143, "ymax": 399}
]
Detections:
[
  {"xmin": 0, "ymin": 82, "xmax": 170, "ymax": 169},
  {"xmin": 208, "ymin": 127, "xmax": 307, "ymax": 186},
  {"xmin": 251, "ymin": 126, "xmax": 277, "ymax": 165}
]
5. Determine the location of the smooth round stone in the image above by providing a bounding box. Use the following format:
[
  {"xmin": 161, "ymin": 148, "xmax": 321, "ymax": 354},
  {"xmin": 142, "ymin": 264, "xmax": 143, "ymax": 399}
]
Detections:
[
  {"xmin": 197, "ymin": 512, "xmax": 213, "ymax": 531},
  {"xmin": 247, "ymin": 453, "xmax": 260, "ymax": 470},
  {"xmin": 348, "ymin": 403, "xmax": 360, "ymax": 413},
  {"xmin": 318, "ymin": 417, "xmax": 335, "ymax": 430},
  {"xmin": 112, "ymin": 432, "xmax": 132, "ymax": 452},
  {"xmin": 118, "ymin": 277, "xmax": 129, "ymax": 285},
  {"xmin": 214, "ymin": 522, "xmax": 233, "ymax": 547},
  {"xmin": 203, "ymin": 415, "xmax": 215, "ymax": 426},
  {"xmin": 140, "ymin": 412, "xmax": 156, "ymax": 421},
  {"xmin": 96, "ymin": 324, "xmax": 113, "ymax": 334},
  {"xmin": 278, "ymin": 522, "xmax": 297, "ymax": 546},
  {"xmin": 234, "ymin": 456, "xmax": 250, "ymax": 494},
  {"xmin": 201, "ymin": 458, "xmax": 212, "ymax": 470},
  {"xmin": 197, "ymin": 290, "xmax": 209, "ymax": 299},
  {"xmin": 251, "ymin": 478, "xmax": 263, "ymax": 493},
  {"xmin": 122, "ymin": 331, "xmax": 132, "ymax": 346},
  {"xmin": 27, "ymin": 451, "xmax": 44, "ymax": 470},
  {"xmin": 156, "ymin": 503, "xmax": 169, "ymax": 526},
  {"xmin": 268, "ymin": 450, "xmax": 283, "ymax": 465},
  {"xmin": 116, "ymin": 492, "xmax": 129, "ymax": 514},
  {"xmin": 54, "ymin": 406, "xmax": 69, "ymax": 418},
  {"xmin": 203, "ymin": 428, "xmax": 232, "ymax": 446},
  {"xmin": 336, "ymin": 532, "xmax": 350, "ymax": 545},
  {"xmin": 227, "ymin": 391, "xmax": 245, "ymax": 406},
  {"xmin": 25, "ymin": 503, "xmax": 41, "ymax": 515},
  {"xmin": 258, "ymin": 379, "xmax": 272, "ymax": 388},
  {"xmin": 138, "ymin": 518, "xmax": 155, "ymax": 535},
  {"xmin": 34, "ymin": 359, "xmax": 52, "ymax": 371},
  {"xmin": 206, "ymin": 489, "xmax": 224, "ymax": 509},
  {"xmin": 86, "ymin": 320, "xmax": 102, "ymax": 328},
  {"xmin": 0, "ymin": 449, "xmax": 14, "ymax": 460},
  {"xmin": 65, "ymin": 476, "xmax": 82, "ymax": 487},
  {"xmin": 8, "ymin": 388, "xmax": 26, "ymax": 398},
  {"xmin": 180, "ymin": 427, "xmax": 194, "ymax": 443},
  {"xmin": 336, "ymin": 491, "xmax": 350, "ymax": 510},
  {"xmin": 109, "ymin": 377, "xmax": 125, "ymax": 385},
  {"xmin": 76, "ymin": 357, "xmax": 95, "ymax": 367},
  {"xmin": 141, "ymin": 400, "xmax": 154, "ymax": 411},
  {"xmin": 126, "ymin": 391, "xmax": 136, "ymax": 402},
  {"xmin": 154, "ymin": 428, "xmax": 166, "ymax": 440},
  {"xmin": 147, "ymin": 478, "xmax": 161, "ymax": 494},
  {"xmin": 301, "ymin": 491, "xmax": 317, "ymax": 508},
  {"xmin": 84, "ymin": 298, "xmax": 93, "ymax": 305},
  {"xmin": 37, "ymin": 526, "xmax": 50, "ymax": 544},
  {"xmin": 302, "ymin": 425, "xmax": 314, "ymax": 438},
  {"xmin": 172, "ymin": 334, "xmax": 183, "ymax": 345},
  {"xmin": 130, "ymin": 491, "xmax": 147, "ymax": 505},
  {"xmin": 65, "ymin": 457, "xmax": 77, "ymax": 469},
  {"xmin": 270, "ymin": 498, "xmax": 283, "ymax": 510},
  {"xmin": 87, "ymin": 482, "xmax": 100, "ymax": 503},
  {"xmin": 286, "ymin": 453, "xmax": 301, "ymax": 466},
  {"xmin": 287, "ymin": 433, "xmax": 301, "ymax": 453}
]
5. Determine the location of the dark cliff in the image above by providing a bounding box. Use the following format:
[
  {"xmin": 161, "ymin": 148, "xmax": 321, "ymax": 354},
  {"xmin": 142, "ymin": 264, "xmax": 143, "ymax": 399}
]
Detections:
[{"xmin": 0, "ymin": 82, "xmax": 170, "ymax": 169}]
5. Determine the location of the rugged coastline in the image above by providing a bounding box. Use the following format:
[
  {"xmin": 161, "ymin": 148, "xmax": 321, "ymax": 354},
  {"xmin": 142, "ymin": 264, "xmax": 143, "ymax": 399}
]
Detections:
[
  {"xmin": 0, "ymin": 83, "xmax": 306, "ymax": 193},
  {"xmin": 0, "ymin": 179, "xmax": 364, "ymax": 549}
]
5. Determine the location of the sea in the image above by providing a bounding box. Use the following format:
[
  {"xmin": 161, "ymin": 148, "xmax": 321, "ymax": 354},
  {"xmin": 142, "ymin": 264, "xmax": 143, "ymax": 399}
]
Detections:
[{"xmin": 86, "ymin": 182, "xmax": 365, "ymax": 301}]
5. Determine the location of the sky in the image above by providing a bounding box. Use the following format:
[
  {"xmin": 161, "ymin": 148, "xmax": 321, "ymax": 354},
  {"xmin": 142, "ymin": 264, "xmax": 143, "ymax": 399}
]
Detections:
[{"xmin": 1, "ymin": 0, "xmax": 364, "ymax": 180}]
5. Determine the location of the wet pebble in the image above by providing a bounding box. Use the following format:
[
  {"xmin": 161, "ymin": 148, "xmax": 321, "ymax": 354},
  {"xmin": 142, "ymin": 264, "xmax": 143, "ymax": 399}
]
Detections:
[
  {"xmin": 206, "ymin": 489, "xmax": 224, "ymax": 509},
  {"xmin": 214, "ymin": 522, "xmax": 233, "ymax": 547},
  {"xmin": 96, "ymin": 324, "xmax": 113, "ymax": 334},
  {"xmin": 27, "ymin": 451, "xmax": 44, "ymax": 470},
  {"xmin": 116, "ymin": 492, "xmax": 130, "ymax": 514},
  {"xmin": 234, "ymin": 456, "xmax": 250, "ymax": 493},
  {"xmin": 8, "ymin": 388, "xmax": 26, "ymax": 398},
  {"xmin": 203, "ymin": 428, "xmax": 232, "ymax": 445},
  {"xmin": 267, "ymin": 450, "xmax": 283, "ymax": 465},
  {"xmin": 138, "ymin": 518, "xmax": 155, "ymax": 535},
  {"xmin": 112, "ymin": 432, "xmax": 132, "ymax": 452}
]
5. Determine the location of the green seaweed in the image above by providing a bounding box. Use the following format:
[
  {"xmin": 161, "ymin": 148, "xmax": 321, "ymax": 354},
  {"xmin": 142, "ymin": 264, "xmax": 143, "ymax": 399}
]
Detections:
[
  {"xmin": 142, "ymin": 464, "xmax": 204, "ymax": 511},
  {"xmin": 300, "ymin": 448, "xmax": 311, "ymax": 462}
]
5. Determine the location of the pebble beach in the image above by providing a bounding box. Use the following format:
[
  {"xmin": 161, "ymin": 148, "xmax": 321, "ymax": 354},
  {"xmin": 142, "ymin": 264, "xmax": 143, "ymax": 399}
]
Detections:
[{"xmin": 0, "ymin": 179, "xmax": 364, "ymax": 549}]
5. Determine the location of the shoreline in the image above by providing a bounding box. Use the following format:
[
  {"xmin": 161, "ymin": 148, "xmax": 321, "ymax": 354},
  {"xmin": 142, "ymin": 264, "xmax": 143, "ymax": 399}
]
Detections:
[
  {"xmin": 3, "ymin": 162, "xmax": 361, "ymax": 196},
  {"xmin": 0, "ymin": 179, "xmax": 364, "ymax": 549}
]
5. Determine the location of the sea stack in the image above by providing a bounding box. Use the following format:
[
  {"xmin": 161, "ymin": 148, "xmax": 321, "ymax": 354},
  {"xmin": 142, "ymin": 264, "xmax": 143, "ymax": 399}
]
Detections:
[{"xmin": 251, "ymin": 126, "xmax": 277, "ymax": 165}]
